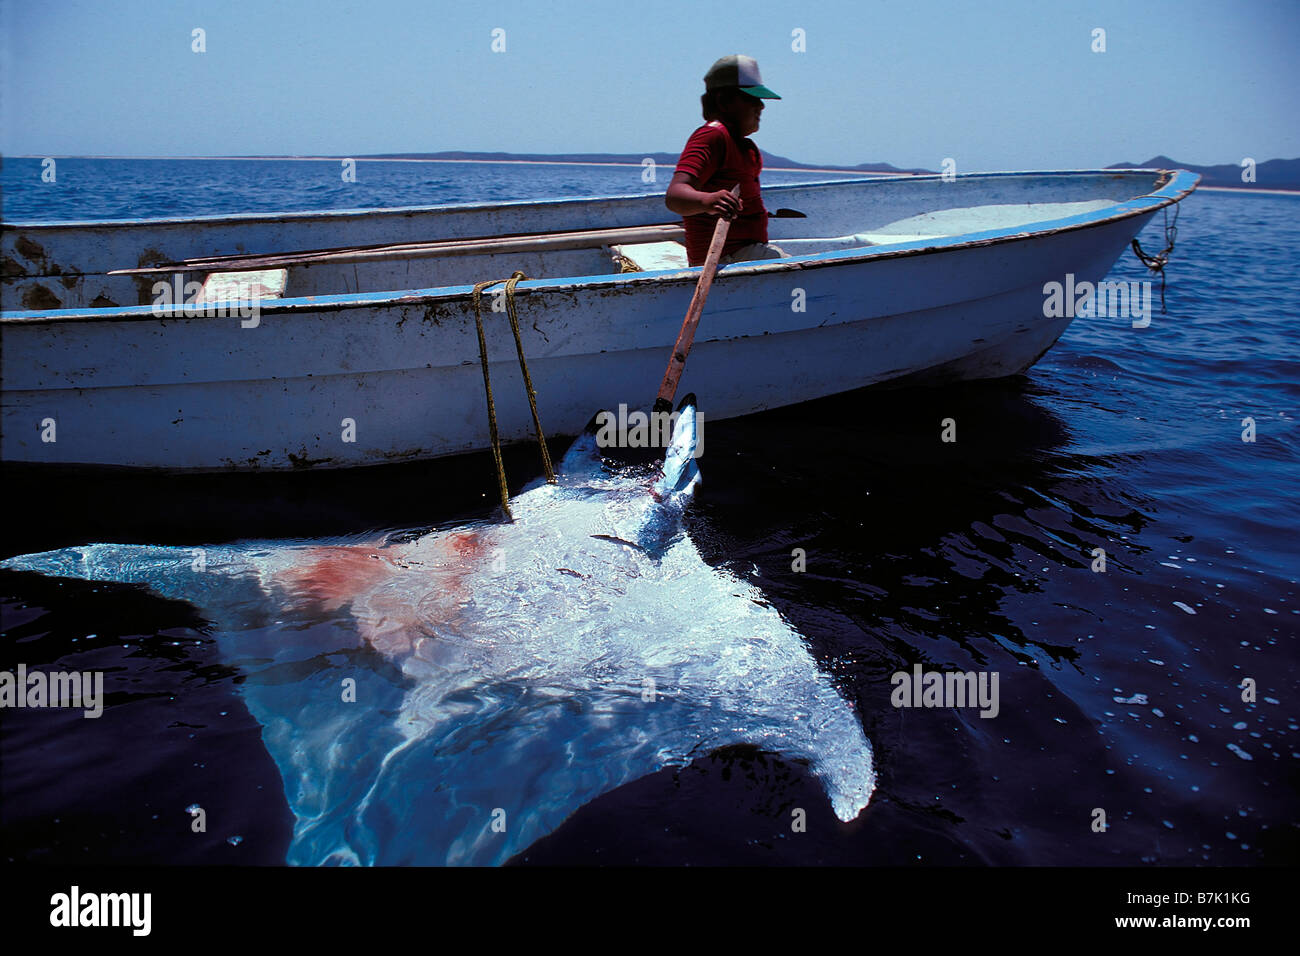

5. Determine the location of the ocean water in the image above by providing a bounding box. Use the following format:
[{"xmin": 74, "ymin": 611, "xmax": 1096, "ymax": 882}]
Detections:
[
  {"xmin": 0, "ymin": 156, "xmax": 827, "ymax": 222},
  {"xmin": 1, "ymin": 160, "xmax": 1296, "ymax": 866}
]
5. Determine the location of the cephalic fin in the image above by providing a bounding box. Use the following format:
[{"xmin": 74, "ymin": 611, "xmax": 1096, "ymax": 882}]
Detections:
[{"xmin": 654, "ymin": 393, "xmax": 699, "ymax": 497}]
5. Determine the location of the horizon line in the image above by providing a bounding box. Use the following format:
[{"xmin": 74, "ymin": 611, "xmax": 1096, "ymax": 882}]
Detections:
[{"xmin": 5, "ymin": 152, "xmax": 1297, "ymax": 167}]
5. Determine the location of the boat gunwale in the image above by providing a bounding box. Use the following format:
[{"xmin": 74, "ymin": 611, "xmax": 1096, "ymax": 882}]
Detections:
[{"xmin": 1, "ymin": 169, "xmax": 1199, "ymax": 325}]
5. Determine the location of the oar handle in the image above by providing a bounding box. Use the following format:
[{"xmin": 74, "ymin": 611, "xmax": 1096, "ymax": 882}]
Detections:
[{"xmin": 654, "ymin": 184, "xmax": 741, "ymax": 413}]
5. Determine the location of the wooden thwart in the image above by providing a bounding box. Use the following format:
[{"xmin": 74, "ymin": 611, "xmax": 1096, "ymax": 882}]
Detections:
[
  {"xmin": 109, "ymin": 223, "xmax": 687, "ymax": 276},
  {"xmin": 196, "ymin": 268, "xmax": 288, "ymax": 304}
]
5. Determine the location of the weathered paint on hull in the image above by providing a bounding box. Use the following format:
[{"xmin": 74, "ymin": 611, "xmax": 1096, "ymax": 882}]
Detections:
[
  {"xmin": 2, "ymin": 169, "xmax": 1199, "ymax": 471},
  {"xmin": 2, "ymin": 213, "xmax": 1153, "ymax": 471},
  {"xmin": 3, "ymin": 170, "xmax": 1185, "ymax": 311}
]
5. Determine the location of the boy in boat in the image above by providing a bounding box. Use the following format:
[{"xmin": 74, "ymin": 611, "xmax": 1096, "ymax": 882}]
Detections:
[{"xmin": 666, "ymin": 55, "xmax": 787, "ymax": 267}]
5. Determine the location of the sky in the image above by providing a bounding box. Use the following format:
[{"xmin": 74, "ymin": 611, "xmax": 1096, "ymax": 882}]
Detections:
[{"xmin": 2, "ymin": 0, "xmax": 1297, "ymax": 170}]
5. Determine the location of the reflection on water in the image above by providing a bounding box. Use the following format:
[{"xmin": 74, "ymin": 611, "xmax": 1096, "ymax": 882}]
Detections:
[{"xmin": 2, "ymin": 191, "xmax": 1296, "ymax": 865}]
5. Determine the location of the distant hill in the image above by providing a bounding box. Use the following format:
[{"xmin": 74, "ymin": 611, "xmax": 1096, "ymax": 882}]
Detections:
[
  {"xmin": 1107, "ymin": 155, "xmax": 1300, "ymax": 191},
  {"xmin": 368, "ymin": 150, "xmax": 688, "ymax": 166},
  {"xmin": 364, "ymin": 149, "xmax": 929, "ymax": 175},
  {"xmin": 363, "ymin": 150, "xmax": 1298, "ymax": 189}
]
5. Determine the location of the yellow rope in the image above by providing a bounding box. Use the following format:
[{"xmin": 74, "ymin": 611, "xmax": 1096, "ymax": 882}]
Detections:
[
  {"xmin": 501, "ymin": 272, "xmax": 557, "ymax": 485},
  {"xmin": 470, "ymin": 271, "xmax": 557, "ymax": 521},
  {"xmin": 471, "ymin": 279, "xmax": 511, "ymax": 518}
]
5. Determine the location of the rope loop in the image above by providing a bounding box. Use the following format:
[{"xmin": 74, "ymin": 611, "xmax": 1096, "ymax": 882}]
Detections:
[
  {"xmin": 1130, "ymin": 203, "xmax": 1180, "ymax": 313},
  {"xmin": 469, "ymin": 272, "xmax": 556, "ymax": 521}
]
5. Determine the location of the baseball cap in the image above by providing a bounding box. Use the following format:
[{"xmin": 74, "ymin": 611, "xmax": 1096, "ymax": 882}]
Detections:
[{"xmin": 703, "ymin": 54, "xmax": 780, "ymax": 99}]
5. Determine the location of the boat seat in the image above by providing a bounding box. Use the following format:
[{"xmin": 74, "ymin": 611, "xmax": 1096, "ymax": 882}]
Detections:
[
  {"xmin": 855, "ymin": 233, "xmax": 948, "ymax": 245},
  {"xmin": 611, "ymin": 233, "xmax": 953, "ymax": 268},
  {"xmin": 608, "ymin": 240, "xmax": 690, "ymax": 273},
  {"xmin": 776, "ymin": 234, "xmax": 949, "ymax": 254},
  {"xmin": 873, "ymin": 199, "xmax": 1116, "ymax": 236},
  {"xmin": 197, "ymin": 268, "xmax": 288, "ymax": 304}
]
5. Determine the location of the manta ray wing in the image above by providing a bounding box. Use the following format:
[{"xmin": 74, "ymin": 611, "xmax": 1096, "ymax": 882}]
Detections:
[{"xmin": 0, "ymin": 402, "xmax": 876, "ymax": 864}]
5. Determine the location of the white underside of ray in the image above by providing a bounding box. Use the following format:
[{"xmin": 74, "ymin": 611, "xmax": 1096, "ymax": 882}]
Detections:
[{"xmin": 1, "ymin": 422, "xmax": 875, "ymax": 864}]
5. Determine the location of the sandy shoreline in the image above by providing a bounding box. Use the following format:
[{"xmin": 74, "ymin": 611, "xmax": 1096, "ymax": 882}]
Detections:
[{"xmin": 1194, "ymin": 185, "xmax": 1300, "ymax": 196}]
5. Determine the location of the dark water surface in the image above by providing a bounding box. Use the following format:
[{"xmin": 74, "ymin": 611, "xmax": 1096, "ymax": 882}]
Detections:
[
  {"xmin": 0, "ymin": 156, "xmax": 826, "ymax": 222},
  {"xmin": 1, "ymin": 162, "xmax": 1296, "ymax": 865}
]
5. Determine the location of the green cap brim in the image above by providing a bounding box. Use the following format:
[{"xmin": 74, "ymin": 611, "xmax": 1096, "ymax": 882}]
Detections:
[{"xmin": 740, "ymin": 84, "xmax": 780, "ymax": 99}]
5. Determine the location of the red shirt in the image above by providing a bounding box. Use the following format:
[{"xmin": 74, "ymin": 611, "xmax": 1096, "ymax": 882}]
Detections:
[{"xmin": 673, "ymin": 121, "xmax": 768, "ymax": 265}]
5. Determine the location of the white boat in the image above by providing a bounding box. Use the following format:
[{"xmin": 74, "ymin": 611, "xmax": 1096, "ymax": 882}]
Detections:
[{"xmin": 0, "ymin": 168, "xmax": 1198, "ymax": 472}]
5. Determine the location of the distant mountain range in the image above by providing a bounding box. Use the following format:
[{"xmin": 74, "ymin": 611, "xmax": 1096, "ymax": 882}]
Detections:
[
  {"xmin": 367, "ymin": 150, "xmax": 699, "ymax": 166},
  {"xmin": 1106, "ymin": 155, "xmax": 1299, "ymax": 191},
  {"xmin": 364, "ymin": 150, "xmax": 1299, "ymax": 190},
  {"xmin": 365, "ymin": 150, "xmax": 937, "ymax": 176}
]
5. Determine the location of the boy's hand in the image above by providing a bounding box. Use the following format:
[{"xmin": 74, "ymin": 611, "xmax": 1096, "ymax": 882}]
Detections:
[
  {"xmin": 664, "ymin": 175, "xmax": 743, "ymax": 218},
  {"xmin": 704, "ymin": 189, "xmax": 742, "ymax": 220}
]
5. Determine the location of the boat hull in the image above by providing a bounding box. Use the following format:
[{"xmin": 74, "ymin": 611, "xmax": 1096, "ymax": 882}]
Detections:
[{"xmin": 1, "ymin": 170, "xmax": 1197, "ymax": 471}]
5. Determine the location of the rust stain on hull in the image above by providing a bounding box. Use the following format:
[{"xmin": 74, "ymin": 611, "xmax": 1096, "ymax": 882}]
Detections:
[
  {"xmin": 130, "ymin": 248, "xmax": 177, "ymax": 305},
  {"xmin": 287, "ymin": 450, "xmax": 334, "ymax": 470},
  {"xmin": 21, "ymin": 284, "xmax": 61, "ymax": 310},
  {"xmin": 15, "ymin": 237, "xmax": 47, "ymax": 262}
]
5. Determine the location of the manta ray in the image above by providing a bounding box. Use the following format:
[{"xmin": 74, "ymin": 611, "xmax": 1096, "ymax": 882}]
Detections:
[{"xmin": 1, "ymin": 398, "xmax": 876, "ymax": 864}]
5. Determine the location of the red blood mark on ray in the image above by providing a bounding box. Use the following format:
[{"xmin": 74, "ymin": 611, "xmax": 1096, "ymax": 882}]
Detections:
[{"xmin": 272, "ymin": 531, "xmax": 492, "ymax": 657}]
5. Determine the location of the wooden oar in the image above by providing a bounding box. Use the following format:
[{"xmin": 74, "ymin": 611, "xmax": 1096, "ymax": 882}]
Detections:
[
  {"xmin": 652, "ymin": 185, "xmax": 741, "ymax": 416},
  {"xmin": 108, "ymin": 223, "xmax": 687, "ymax": 276},
  {"xmin": 109, "ymin": 207, "xmax": 807, "ymax": 277}
]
